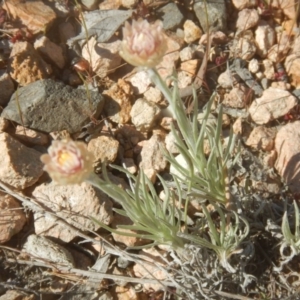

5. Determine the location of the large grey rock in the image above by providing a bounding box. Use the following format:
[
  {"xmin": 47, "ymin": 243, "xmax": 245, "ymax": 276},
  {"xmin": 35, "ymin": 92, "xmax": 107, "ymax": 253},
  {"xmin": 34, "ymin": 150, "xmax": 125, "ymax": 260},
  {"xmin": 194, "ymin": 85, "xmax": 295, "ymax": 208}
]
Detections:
[
  {"xmin": 194, "ymin": 0, "xmax": 227, "ymax": 33},
  {"xmin": 158, "ymin": 3, "xmax": 184, "ymax": 30},
  {"xmin": 1, "ymin": 79, "xmax": 105, "ymax": 133}
]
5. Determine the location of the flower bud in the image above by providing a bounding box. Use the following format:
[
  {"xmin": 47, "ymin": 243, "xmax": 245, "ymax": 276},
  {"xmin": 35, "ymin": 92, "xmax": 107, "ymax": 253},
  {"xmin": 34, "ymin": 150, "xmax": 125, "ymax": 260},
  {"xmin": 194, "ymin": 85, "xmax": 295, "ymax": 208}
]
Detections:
[
  {"xmin": 120, "ymin": 18, "xmax": 167, "ymax": 68},
  {"xmin": 41, "ymin": 140, "xmax": 94, "ymax": 184}
]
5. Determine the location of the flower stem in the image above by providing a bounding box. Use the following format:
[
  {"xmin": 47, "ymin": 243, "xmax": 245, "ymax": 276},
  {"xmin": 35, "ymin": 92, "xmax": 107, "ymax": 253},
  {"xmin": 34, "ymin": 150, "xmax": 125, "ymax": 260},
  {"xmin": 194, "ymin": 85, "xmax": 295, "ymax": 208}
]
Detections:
[{"xmin": 146, "ymin": 68, "xmax": 176, "ymax": 117}]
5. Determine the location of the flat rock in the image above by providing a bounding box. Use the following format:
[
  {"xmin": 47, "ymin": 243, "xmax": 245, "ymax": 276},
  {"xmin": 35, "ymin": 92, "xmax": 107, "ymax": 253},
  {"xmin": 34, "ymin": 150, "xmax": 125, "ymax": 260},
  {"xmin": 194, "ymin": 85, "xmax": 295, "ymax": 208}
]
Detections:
[
  {"xmin": 0, "ymin": 192, "xmax": 26, "ymax": 243},
  {"xmin": 248, "ymin": 58, "xmax": 260, "ymax": 73},
  {"xmin": 157, "ymin": 35, "xmax": 181, "ymax": 81},
  {"xmin": 3, "ymin": 0, "xmax": 56, "ymax": 34},
  {"xmin": 34, "ymin": 36, "xmax": 65, "ymax": 69},
  {"xmin": 0, "ymin": 133, "xmax": 43, "ymax": 189},
  {"xmin": 88, "ymin": 134, "xmax": 119, "ymax": 164},
  {"xmin": 67, "ymin": 9, "xmax": 132, "ymax": 45},
  {"xmin": 177, "ymin": 59, "xmax": 200, "ymax": 89},
  {"xmin": 283, "ymin": 19, "xmax": 299, "ymax": 36},
  {"xmin": 236, "ymin": 34, "xmax": 256, "ymax": 60},
  {"xmin": 262, "ymin": 59, "xmax": 275, "ymax": 80},
  {"xmin": 267, "ymin": 31, "xmax": 290, "ymax": 63},
  {"xmin": 218, "ymin": 70, "xmax": 239, "ymax": 88},
  {"xmin": 139, "ymin": 132, "xmax": 168, "ymax": 182},
  {"xmin": 144, "ymin": 87, "xmax": 163, "ymax": 104},
  {"xmin": 249, "ymin": 87, "xmax": 297, "ymax": 124},
  {"xmin": 285, "ymin": 54, "xmax": 300, "ymax": 88},
  {"xmin": 223, "ymin": 84, "xmax": 250, "ymax": 108},
  {"xmin": 267, "ymin": 43, "xmax": 290, "ymax": 63},
  {"xmin": 158, "ymin": 2, "xmax": 184, "ymax": 30},
  {"xmin": 194, "ymin": 0, "xmax": 227, "ymax": 33},
  {"xmin": 130, "ymin": 98, "xmax": 161, "ymax": 132},
  {"xmin": 8, "ymin": 41, "xmax": 52, "ymax": 86},
  {"xmin": 23, "ymin": 234, "xmax": 74, "ymax": 267},
  {"xmin": 0, "ymin": 71, "xmax": 14, "ymax": 106},
  {"xmin": 179, "ymin": 47, "xmax": 194, "ymax": 62},
  {"xmin": 275, "ymin": 121, "xmax": 300, "ymax": 193},
  {"xmin": 255, "ymin": 22, "xmax": 276, "ymax": 58},
  {"xmin": 270, "ymin": 0, "xmax": 298, "ymax": 19},
  {"xmin": 236, "ymin": 9, "xmax": 259, "ymax": 32},
  {"xmin": 82, "ymin": 37, "xmax": 122, "ymax": 78},
  {"xmin": 1, "ymin": 79, "xmax": 105, "ymax": 133},
  {"xmin": 32, "ymin": 182, "xmax": 113, "ymax": 242},
  {"xmin": 264, "ymin": 149, "xmax": 277, "ymax": 168},
  {"xmin": 183, "ymin": 20, "xmax": 202, "ymax": 43},
  {"xmin": 165, "ymin": 131, "xmax": 179, "ymax": 154},
  {"xmin": 127, "ymin": 70, "xmax": 152, "ymax": 94},
  {"xmin": 233, "ymin": 117, "xmax": 243, "ymax": 135},
  {"xmin": 246, "ymin": 126, "xmax": 276, "ymax": 151}
]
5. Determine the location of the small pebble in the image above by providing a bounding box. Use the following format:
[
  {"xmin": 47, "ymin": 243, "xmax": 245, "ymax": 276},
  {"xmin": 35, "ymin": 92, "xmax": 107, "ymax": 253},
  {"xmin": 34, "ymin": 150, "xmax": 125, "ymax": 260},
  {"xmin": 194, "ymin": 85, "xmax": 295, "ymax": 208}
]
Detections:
[
  {"xmin": 180, "ymin": 46, "xmax": 194, "ymax": 61},
  {"xmin": 248, "ymin": 58, "xmax": 260, "ymax": 73},
  {"xmin": 183, "ymin": 20, "xmax": 202, "ymax": 43},
  {"xmin": 261, "ymin": 78, "xmax": 270, "ymax": 90}
]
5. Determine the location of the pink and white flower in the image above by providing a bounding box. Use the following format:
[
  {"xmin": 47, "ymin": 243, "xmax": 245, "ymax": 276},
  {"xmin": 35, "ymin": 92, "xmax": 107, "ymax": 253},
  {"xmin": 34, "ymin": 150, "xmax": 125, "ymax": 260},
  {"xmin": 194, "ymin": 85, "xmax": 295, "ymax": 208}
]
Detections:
[
  {"xmin": 41, "ymin": 140, "xmax": 94, "ymax": 184},
  {"xmin": 120, "ymin": 18, "xmax": 167, "ymax": 68}
]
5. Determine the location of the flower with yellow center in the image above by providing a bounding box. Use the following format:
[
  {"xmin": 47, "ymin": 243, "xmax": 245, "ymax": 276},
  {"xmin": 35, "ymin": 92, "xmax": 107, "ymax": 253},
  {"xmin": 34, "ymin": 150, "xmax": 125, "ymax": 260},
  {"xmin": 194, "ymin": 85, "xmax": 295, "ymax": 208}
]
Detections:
[
  {"xmin": 41, "ymin": 139, "xmax": 94, "ymax": 184},
  {"xmin": 119, "ymin": 18, "xmax": 167, "ymax": 68}
]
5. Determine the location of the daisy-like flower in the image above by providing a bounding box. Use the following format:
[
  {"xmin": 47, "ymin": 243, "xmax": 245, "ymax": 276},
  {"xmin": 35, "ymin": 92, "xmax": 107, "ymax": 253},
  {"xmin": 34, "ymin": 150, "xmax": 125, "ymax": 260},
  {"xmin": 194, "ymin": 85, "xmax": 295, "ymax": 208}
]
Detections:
[
  {"xmin": 41, "ymin": 139, "xmax": 94, "ymax": 185},
  {"xmin": 119, "ymin": 18, "xmax": 167, "ymax": 68}
]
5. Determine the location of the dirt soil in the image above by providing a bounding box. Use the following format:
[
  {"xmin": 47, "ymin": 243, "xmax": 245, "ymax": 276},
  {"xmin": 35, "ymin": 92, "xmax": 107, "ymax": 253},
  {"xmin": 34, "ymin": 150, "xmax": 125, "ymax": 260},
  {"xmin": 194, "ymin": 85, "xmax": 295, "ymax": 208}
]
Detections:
[{"xmin": 1, "ymin": 0, "xmax": 300, "ymax": 299}]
